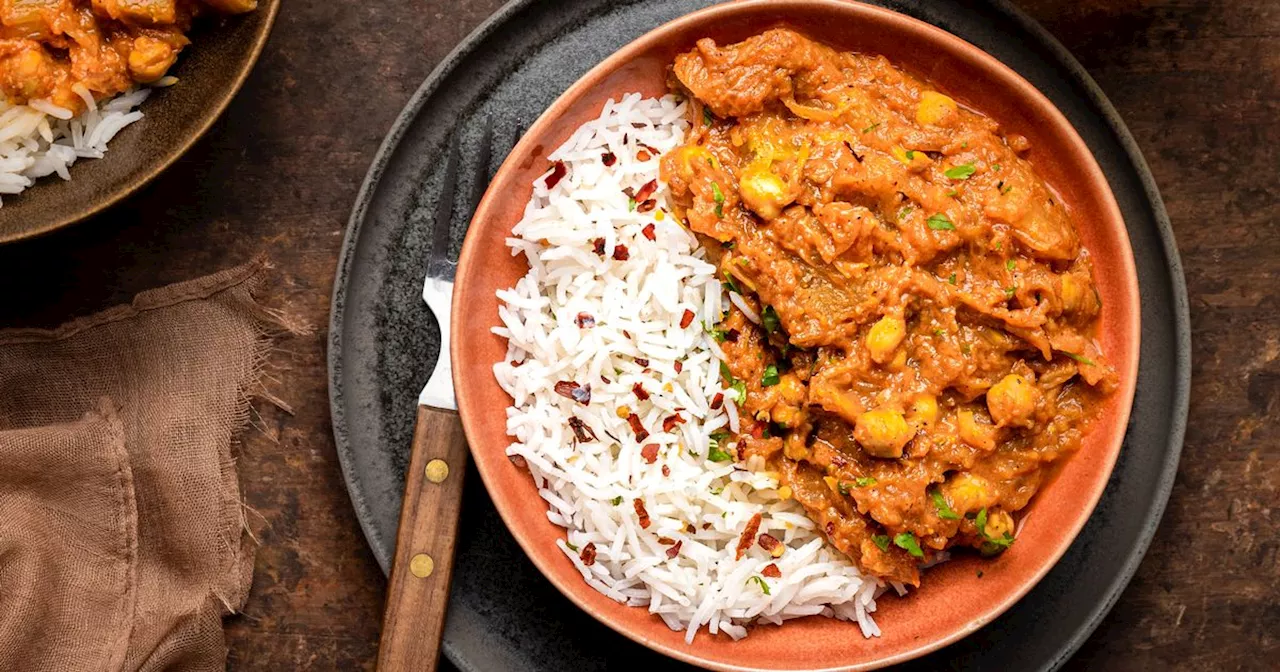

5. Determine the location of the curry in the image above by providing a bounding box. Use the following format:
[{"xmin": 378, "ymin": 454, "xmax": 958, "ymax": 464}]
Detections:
[
  {"xmin": 660, "ymin": 29, "xmax": 1117, "ymax": 586},
  {"xmin": 0, "ymin": 0, "xmax": 256, "ymax": 113}
]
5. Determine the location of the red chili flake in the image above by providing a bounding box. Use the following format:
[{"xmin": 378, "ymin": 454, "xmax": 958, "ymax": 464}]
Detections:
[
  {"xmin": 662, "ymin": 464, "xmax": 671, "ymax": 477},
  {"xmin": 612, "ymin": 244, "xmax": 630, "ymax": 261},
  {"xmin": 724, "ymin": 329, "xmax": 740, "ymax": 343},
  {"xmin": 568, "ymin": 417, "xmax": 597, "ymax": 442},
  {"xmin": 637, "ymin": 199, "xmax": 656, "ymax": 213},
  {"xmin": 631, "ymin": 122, "xmax": 646, "ymax": 129},
  {"xmin": 635, "ymin": 358, "xmax": 650, "ymax": 367},
  {"xmin": 639, "ymin": 142, "xmax": 659, "ymax": 154},
  {"xmin": 510, "ymin": 359, "xmax": 525, "ymax": 367},
  {"xmin": 749, "ymin": 423, "xmax": 766, "ymax": 439},
  {"xmin": 622, "ymin": 330, "xmax": 632, "ymax": 339},
  {"xmin": 509, "ymin": 454, "xmax": 528, "ymax": 469},
  {"xmin": 592, "ymin": 238, "xmax": 606, "ymax": 256},
  {"xmin": 602, "ymin": 152, "xmax": 617, "ymax": 166},
  {"xmin": 580, "ymin": 542, "xmax": 597, "ymax": 566},
  {"xmin": 702, "ymin": 523, "xmax": 712, "ymax": 530},
  {"xmin": 636, "ymin": 149, "xmax": 652, "ymax": 162},
  {"xmin": 544, "ymin": 161, "xmax": 567, "ymax": 189},
  {"xmin": 554, "ymin": 381, "xmax": 591, "ymax": 405},
  {"xmin": 632, "ymin": 383, "xmax": 650, "ymax": 401},
  {"xmin": 641, "ymin": 443, "xmax": 659, "ymax": 464},
  {"xmin": 634, "ymin": 498, "xmax": 651, "ymax": 529},
  {"xmin": 710, "ymin": 393, "xmax": 724, "ymax": 410},
  {"xmin": 686, "ymin": 522, "xmax": 696, "ymax": 533},
  {"xmin": 662, "ymin": 414, "xmax": 685, "ymax": 432},
  {"xmin": 575, "ymin": 312, "xmax": 596, "ymax": 328},
  {"xmin": 635, "ymin": 179, "xmax": 659, "ymax": 203},
  {"xmin": 758, "ymin": 533, "xmax": 784, "ymax": 558},
  {"xmin": 627, "ymin": 413, "xmax": 649, "ymax": 441},
  {"xmin": 761, "ymin": 563, "xmax": 782, "ymax": 578},
  {"xmin": 830, "ymin": 453, "xmax": 848, "ymax": 467},
  {"xmin": 658, "ymin": 536, "xmax": 675, "ymax": 545},
  {"xmin": 679, "ymin": 309, "xmax": 695, "ymax": 329},
  {"xmin": 735, "ymin": 513, "xmax": 763, "ymax": 561},
  {"xmin": 601, "ymin": 375, "xmax": 611, "ymax": 384},
  {"xmin": 642, "ymin": 223, "xmax": 656, "ymax": 240},
  {"xmin": 674, "ymin": 360, "xmax": 683, "ymax": 373},
  {"xmin": 622, "ymin": 133, "xmax": 629, "ymax": 144},
  {"xmin": 666, "ymin": 540, "xmax": 683, "ymax": 559},
  {"xmin": 825, "ymin": 522, "xmax": 836, "ymax": 536},
  {"xmin": 621, "ymin": 186, "xmax": 636, "ymax": 199}
]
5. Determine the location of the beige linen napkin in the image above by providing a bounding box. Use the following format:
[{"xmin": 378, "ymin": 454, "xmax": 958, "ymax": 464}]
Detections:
[{"xmin": 0, "ymin": 257, "xmax": 304, "ymax": 672}]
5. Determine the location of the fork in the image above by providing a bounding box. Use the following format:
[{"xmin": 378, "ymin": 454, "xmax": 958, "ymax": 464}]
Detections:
[{"xmin": 376, "ymin": 117, "xmax": 512, "ymax": 671}]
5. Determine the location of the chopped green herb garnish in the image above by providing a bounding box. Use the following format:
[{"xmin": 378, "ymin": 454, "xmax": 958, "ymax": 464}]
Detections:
[
  {"xmin": 930, "ymin": 489, "xmax": 959, "ymax": 520},
  {"xmin": 720, "ymin": 360, "xmax": 733, "ymax": 379},
  {"xmin": 948, "ymin": 273, "xmax": 957, "ymax": 285},
  {"xmin": 710, "ymin": 430, "xmax": 731, "ymax": 444},
  {"xmin": 992, "ymin": 163, "xmax": 1002, "ymax": 171},
  {"xmin": 862, "ymin": 122, "xmax": 880, "ymax": 134},
  {"xmin": 715, "ymin": 204, "xmax": 724, "ymax": 217},
  {"xmin": 896, "ymin": 532, "xmax": 926, "ymax": 558},
  {"xmin": 933, "ymin": 328, "xmax": 945, "ymax": 337},
  {"xmin": 566, "ymin": 541, "xmax": 579, "ymax": 552},
  {"xmin": 904, "ymin": 149, "xmax": 917, "ymax": 161},
  {"xmin": 703, "ymin": 107, "xmax": 714, "ymax": 126},
  {"xmin": 708, "ymin": 327, "xmax": 728, "ymax": 343},
  {"xmin": 761, "ymin": 364, "xmax": 780, "ymax": 387},
  {"xmin": 1001, "ymin": 183, "xmax": 1014, "ymax": 195},
  {"xmin": 837, "ymin": 481, "xmax": 851, "ymax": 495},
  {"xmin": 737, "ymin": 257, "xmax": 749, "ymax": 266},
  {"xmin": 898, "ymin": 205, "xmax": 914, "ymax": 221},
  {"xmin": 975, "ymin": 507, "xmax": 988, "ymax": 531},
  {"xmin": 893, "ymin": 532, "xmax": 925, "ymax": 559},
  {"xmin": 974, "ymin": 508, "xmax": 1015, "ymax": 556},
  {"xmin": 761, "ymin": 306, "xmax": 780, "ymax": 334},
  {"xmin": 944, "ymin": 163, "xmax": 976, "ymax": 180},
  {"xmin": 628, "ymin": 197, "xmax": 637, "ymax": 212},
  {"xmin": 947, "ymin": 189, "xmax": 959, "ymax": 198},
  {"xmin": 712, "ymin": 182, "xmax": 725, "ymax": 204},
  {"xmin": 927, "ymin": 214, "xmax": 956, "ymax": 231},
  {"xmin": 611, "ymin": 496, "xmax": 623, "ymax": 506},
  {"xmin": 710, "ymin": 486, "xmax": 724, "ymax": 495},
  {"xmin": 872, "ymin": 534, "xmax": 891, "ymax": 551},
  {"xmin": 721, "ymin": 271, "xmax": 742, "ymax": 295},
  {"xmin": 854, "ymin": 477, "xmax": 877, "ymax": 488},
  {"xmin": 995, "ymin": 241, "xmax": 1003, "ymax": 251},
  {"xmin": 747, "ymin": 576, "xmax": 772, "ymax": 595},
  {"xmin": 1004, "ymin": 285, "xmax": 1017, "ymax": 298},
  {"xmin": 707, "ymin": 444, "xmax": 733, "ymax": 462},
  {"xmin": 1006, "ymin": 259, "xmax": 1016, "ymax": 271},
  {"xmin": 731, "ymin": 379, "xmax": 747, "ymax": 403},
  {"xmin": 1062, "ymin": 351, "xmax": 1097, "ymax": 366}
]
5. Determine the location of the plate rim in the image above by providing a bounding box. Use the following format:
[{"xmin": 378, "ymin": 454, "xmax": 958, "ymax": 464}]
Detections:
[{"xmin": 327, "ymin": 0, "xmax": 1191, "ymax": 669}]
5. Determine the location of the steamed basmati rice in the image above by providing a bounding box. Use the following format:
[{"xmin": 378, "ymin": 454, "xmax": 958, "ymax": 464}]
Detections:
[
  {"xmin": 0, "ymin": 86, "xmax": 149, "ymax": 207},
  {"xmin": 492, "ymin": 93, "xmax": 886, "ymax": 643}
]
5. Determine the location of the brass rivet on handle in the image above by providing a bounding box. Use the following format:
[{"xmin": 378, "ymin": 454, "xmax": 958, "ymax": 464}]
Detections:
[
  {"xmin": 410, "ymin": 553, "xmax": 435, "ymax": 578},
  {"xmin": 425, "ymin": 459, "xmax": 449, "ymax": 483}
]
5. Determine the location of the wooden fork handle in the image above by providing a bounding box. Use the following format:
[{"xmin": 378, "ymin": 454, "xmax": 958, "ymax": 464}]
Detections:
[{"xmin": 377, "ymin": 405, "xmax": 469, "ymax": 671}]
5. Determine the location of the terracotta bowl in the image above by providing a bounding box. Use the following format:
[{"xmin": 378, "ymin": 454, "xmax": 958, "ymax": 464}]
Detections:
[
  {"xmin": 454, "ymin": 1, "xmax": 1140, "ymax": 669},
  {"xmin": 0, "ymin": 0, "xmax": 280, "ymax": 244}
]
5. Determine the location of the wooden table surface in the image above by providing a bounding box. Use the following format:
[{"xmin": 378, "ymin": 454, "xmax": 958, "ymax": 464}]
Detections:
[{"xmin": 0, "ymin": 0, "xmax": 1275, "ymax": 669}]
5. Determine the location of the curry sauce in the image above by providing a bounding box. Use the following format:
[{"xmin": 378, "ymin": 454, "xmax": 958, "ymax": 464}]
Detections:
[
  {"xmin": 660, "ymin": 29, "xmax": 1117, "ymax": 586},
  {"xmin": 1, "ymin": 0, "xmax": 256, "ymax": 113}
]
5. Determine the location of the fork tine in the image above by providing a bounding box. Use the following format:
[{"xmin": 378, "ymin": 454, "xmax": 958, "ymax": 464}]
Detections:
[
  {"xmin": 428, "ymin": 131, "xmax": 461, "ymax": 277},
  {"xmin": 469, "ymin": 116, "xmax": 494, "ymax": 214}
]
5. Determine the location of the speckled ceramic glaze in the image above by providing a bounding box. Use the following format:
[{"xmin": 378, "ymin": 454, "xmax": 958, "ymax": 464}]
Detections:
[
  {"xmin": 450, "ymin": 2, "xmax": 1141, "ymax": 669},
  {"xmin": 0, "ymin": 0, "xmax": 280, "ymax": 244}
]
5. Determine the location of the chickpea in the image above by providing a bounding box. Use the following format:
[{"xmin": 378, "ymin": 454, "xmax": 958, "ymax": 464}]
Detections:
[
  {"xmin": 986, "ymin": 373, "xmax": 1041, "ymax": 428},
  {"xmin": 854, "ymin": 407, "xmax": 914, "ymax": 459},
  {"xmin": 944, "ymin": 473, "xmax": 997, "ymax": 514},
  {"xmin": 916, "ymin": 91, "xmax": 958, "ymax": 125},
  {"xmin": 128, "ymin": 36, "xmax": 179, "ymax": 83},
  {"xmin": 982, "ymin": 508, "xmax": 1015, "ymax": 539},
  {"xmin": 957, "ymin": 410, "xmax": 998, "ymax": 451},
  {"xmin": 906, "ymin": 393, "xmax": 938, "ymax": 429},
  {"xmin": 669, "ymin": 145, "xmax": 712, "ymax": 182},
  {"xmin": 739, "ymin": 168, "xmax": 791, "ymax": 220},
  {"xmin": 776, "ymin": 373, "xmax": 806, "ymax": 405},
  {"xmin": 865, "ymin": 314, "xmax": 906, "ymax": 364}
]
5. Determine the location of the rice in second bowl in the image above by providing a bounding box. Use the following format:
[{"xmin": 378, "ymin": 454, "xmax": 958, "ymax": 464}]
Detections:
[{"xmin": 492, "ymin": 93, "xmax": 886, "ymax": 643}]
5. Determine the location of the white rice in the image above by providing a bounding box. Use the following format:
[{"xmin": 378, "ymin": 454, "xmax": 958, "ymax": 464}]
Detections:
[
  {"xmin": 0, "ymin": 87, "xmax": 149, "ymax": 207},
  {"xmin": 492, "ymin": 93, "xmax": 884, "ymax": 643}
]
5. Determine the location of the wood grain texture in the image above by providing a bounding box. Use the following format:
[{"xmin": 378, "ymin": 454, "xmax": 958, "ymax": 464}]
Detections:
[
  {"xmin": 378, "ymin": 406, "xmax": 469, "ymax": 672},
  {"xmin": 0, "ymin": 1, "xmax": 1273, "ymax": 670}
]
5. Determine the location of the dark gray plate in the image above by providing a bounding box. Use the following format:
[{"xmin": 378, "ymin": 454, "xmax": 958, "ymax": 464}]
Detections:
[{"xmin": 328, "ymin": 1, "xmax": 1190, "ymax": 670}]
